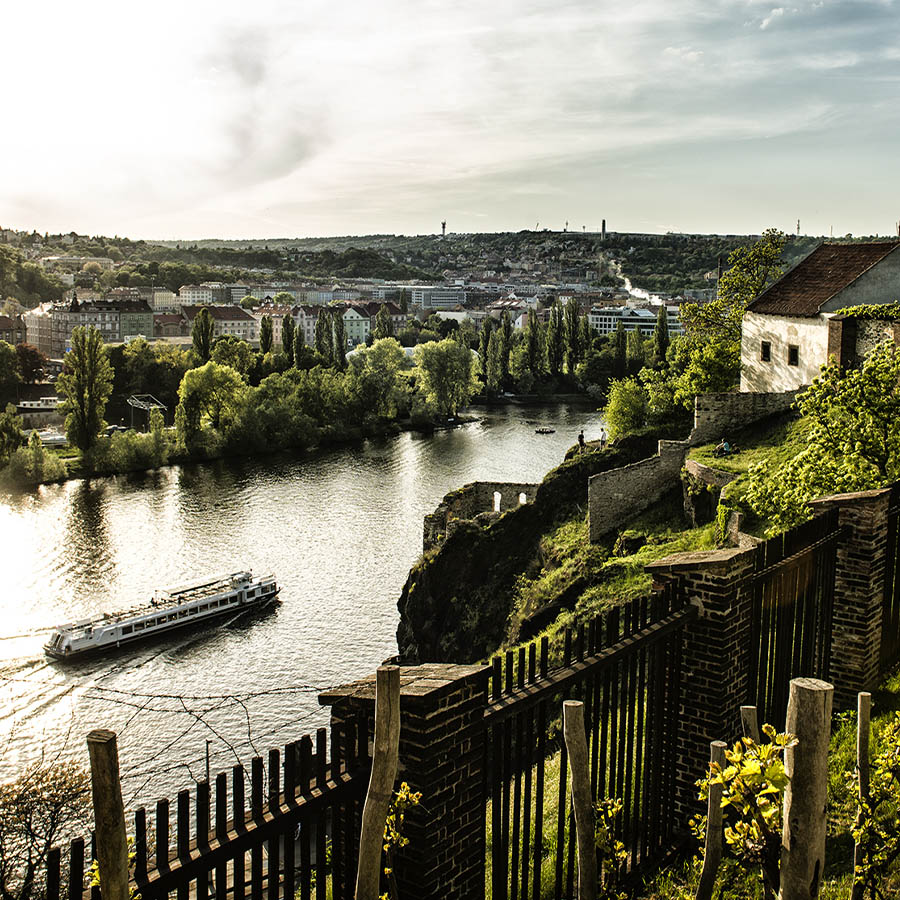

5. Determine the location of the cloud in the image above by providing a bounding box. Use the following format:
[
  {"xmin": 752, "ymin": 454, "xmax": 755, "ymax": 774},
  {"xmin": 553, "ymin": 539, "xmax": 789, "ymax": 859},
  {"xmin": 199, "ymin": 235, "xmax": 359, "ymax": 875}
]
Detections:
[
  {"xmin": 1, "ymin": 0, "xmax": 898, "ymax": 238},
  {"xmin": 760, "ymin": 7, "xmax": 785, "ymax": 29}
]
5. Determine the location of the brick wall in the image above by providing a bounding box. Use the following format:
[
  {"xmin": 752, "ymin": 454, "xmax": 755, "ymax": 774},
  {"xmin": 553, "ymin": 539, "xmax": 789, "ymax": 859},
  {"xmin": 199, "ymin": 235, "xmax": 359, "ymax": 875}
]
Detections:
[
  {"xmin": 320, "ymin": 664, "xmax": 489, "ymax": 900},
  {"xmin": 588, "ymin": 440, "xmax": 688, "ymax": 542},
  {"xmin": 810, "ymin": 487, "xmax": 892, "ymax": 708},
  {"xmin": 645, "ymin": 547, "xmax": 757, "ymax": 816}
]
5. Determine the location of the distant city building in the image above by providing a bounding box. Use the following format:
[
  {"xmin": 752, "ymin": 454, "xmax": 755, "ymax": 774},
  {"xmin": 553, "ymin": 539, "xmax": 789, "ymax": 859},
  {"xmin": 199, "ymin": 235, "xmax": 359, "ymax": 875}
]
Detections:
[
  {"xmin": 410, "ymin": 287, "xmax": 466, "ymax": 310},
  {"xmin": 181, "ymin": 305, "xmax": 258, "ymax": 343},
  {"xmin": 0, "ymin": 315, "xmax": 26, "ymax": 345},
  {"xmin": 588, "ymin": 305, "xmax": 683, "ymax": 337}
]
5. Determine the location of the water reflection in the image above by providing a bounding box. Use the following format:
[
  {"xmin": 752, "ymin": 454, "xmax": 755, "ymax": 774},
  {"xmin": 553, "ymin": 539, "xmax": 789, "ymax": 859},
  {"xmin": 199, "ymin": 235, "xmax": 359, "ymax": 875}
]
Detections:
[{"xmin": 0, "ymin": 403, "xmax": 604, "ymax": 803}]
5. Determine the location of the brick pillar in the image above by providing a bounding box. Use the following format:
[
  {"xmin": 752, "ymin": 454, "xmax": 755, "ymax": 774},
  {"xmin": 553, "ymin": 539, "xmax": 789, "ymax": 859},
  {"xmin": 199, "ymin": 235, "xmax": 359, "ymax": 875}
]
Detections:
[
  {"xmin": 809, "ymin": 488, "xmax": 891, "ymax": 708},
  {"xmin": 645, "ymin": 546, "xmax": 757, "ymax": 818},
  {"xmin": 320, "ymin": 663, "xmax": 489, "ymax": 900}
]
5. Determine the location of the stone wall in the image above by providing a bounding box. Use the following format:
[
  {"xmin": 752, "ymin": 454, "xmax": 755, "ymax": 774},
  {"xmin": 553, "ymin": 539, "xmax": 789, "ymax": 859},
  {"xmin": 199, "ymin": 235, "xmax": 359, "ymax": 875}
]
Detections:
[
  {"xmin": 689, "ymin": 389, "xmax": 799, "ymax": 445},
  {"xmin": 588, "ymin": 439, "xmax": 688, "ymax": 542},
  {"xmin": 423, "ymin": 481, "xmax": 538, "ymax": 551},
  {"xmin": 827, "ymin": 315, "xmax": 900, "ymax": 372}
]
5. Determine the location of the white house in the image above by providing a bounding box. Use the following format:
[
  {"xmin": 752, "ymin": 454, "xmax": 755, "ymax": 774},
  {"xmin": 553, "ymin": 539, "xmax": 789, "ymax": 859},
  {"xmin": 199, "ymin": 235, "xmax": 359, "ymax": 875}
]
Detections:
[{"xmin": 740, "ymin": 241, "xmax": 900, "ymax": 392}]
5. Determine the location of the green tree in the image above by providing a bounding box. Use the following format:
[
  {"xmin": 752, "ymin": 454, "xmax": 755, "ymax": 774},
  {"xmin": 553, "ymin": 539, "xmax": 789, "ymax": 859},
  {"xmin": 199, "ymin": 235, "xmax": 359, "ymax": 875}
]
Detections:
[
  {"xmin": 613, "ymin": 320, "xmax": 627, "ymax": 379},
  {"xmin": 175, "ymin": 361, "xmax": 247, "ymax": 447},
  {"xmin": 0, "ymin": 341, "xmax": 20, "ymax": 404},
  {"xmin": 15, "ymin": 344, "xmax": 46, "ymax": 384},
  {"xmin": 603, "ymin": 377, "xmax": 648, "ymax": 439},
  {"xmin": 271, "ymin": 291, "xmax": 295, "ymax": 307},
  {"xmin": 398, "ymin": 289, "xmax": 409, "ymax": 315},
  {"xmin": 374, "ymin": 305, "xmax": 394, "ymax": 340},
  {"xmin": 524, "ymin": 315, "xmax": 545, "ymax": 379},
  {"xmin": 414, "ymin": 338, "xmax": 481, "ymax": 418},
  {"xmin": 0, "ymin": 404, "xmax": 25, "ymax": 464},
  {"xmin": 259, "ymin": 315, "xmax": 273, "ymax": 354},
  {"xmin": 57, "ymin": 326, "xmax": 114, "ymax": 452},
  {"xmin": 210, "ymin": 335, "xmax": 253, "ymax": 377},
  {"xmin": 546, "ymin": 301, "xmax": 565, "ymax": 376},
  {"xmin": 626, "ymin": 328, "xmax": 645, "ymax": 375},
  {"xmin": 564, "ymin": 298, "xmax": 582, "ymax": 373},
  {"xmin": 315, "ymin": 308, "xmax": 333, "ymax": 364},
  {"xmin": 191, "ymin": 307, "xmax": 215, "ymax": 361},
  {"xmin": 652, "ymin": 304, "xmax": 670, "ymax": 366},
  {"xmin": 333, "ymin": 312, "xmax": 347, "ymax": 370},
  {"xmin": 479, "ymin": 316, "xmax": 496, "ymax": 372},
  {"xmin": 485, "ymin": 329, "xmax": 503, "ymax": 394},
  {"xmin": 348, "ymin": 338, "xmax": 407, "ymax": 419},
  {"xmin": 281, "ymin": 314, "xmax": 295, "ymax": 359},
  {"xmin": 240, "ymin": 295, "xmax": 259, "ymax": 309},
  {"xmin": 747, "ymin": 341, "xmax": 900, "ymax": 531},
  {"xmin": 499, "ymin": 311, "xmax": 513, "ymax": 384}
]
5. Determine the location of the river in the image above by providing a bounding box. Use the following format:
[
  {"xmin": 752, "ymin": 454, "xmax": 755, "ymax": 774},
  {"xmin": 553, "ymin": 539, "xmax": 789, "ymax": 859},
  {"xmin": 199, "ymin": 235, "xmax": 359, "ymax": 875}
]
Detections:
[{"xmin": 0, "ymin": 403, "xmax": 603, "ymax": 809}]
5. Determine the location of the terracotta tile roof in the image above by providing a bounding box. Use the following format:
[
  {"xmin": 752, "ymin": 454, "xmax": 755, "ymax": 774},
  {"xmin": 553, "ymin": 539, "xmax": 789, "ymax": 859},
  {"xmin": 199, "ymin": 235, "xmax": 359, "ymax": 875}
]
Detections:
[
  {"xmin": 182, "ymin": 304, "xmax": 255, "ymax": 322},
  {"xmin": 748, "ymin": 241, "xmax": 900, "ymax": 316}
]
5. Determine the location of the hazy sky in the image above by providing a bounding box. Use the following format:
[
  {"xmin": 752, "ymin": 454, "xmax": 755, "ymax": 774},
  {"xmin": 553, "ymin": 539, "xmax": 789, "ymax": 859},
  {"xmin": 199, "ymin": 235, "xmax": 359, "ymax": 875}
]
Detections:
[{"xmin": 3, "ymin": 0, "xmax": 899, "ymax": 239}]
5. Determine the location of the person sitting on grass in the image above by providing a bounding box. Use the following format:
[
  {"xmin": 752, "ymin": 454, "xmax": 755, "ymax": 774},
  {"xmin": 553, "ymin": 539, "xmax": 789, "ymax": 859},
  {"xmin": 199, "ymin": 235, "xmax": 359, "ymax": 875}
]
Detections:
[{"xmin": 713, "ymin": 437, "xmax": 733, "ymax": 458}]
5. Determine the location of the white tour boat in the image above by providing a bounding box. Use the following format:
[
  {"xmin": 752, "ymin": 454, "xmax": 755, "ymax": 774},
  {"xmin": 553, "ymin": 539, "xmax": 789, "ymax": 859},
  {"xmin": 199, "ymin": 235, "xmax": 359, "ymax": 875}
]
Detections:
[{"xmin": 44, "ymin": 571, "xmax": 279, "ymax": 660}]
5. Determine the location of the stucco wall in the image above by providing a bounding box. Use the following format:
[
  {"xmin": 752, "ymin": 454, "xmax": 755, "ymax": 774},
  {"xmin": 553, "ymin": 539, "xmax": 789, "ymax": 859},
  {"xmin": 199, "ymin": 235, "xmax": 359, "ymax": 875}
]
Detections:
[
  {"xmin": 820, "ymin": 246, "xmax": 900, "ymax": 311},
  {"xmin": 689, "ymin": 389, "xmax": 799, "ymax": 444},
  {"xmin": 740, "ymin": 312, "xmax": 829, "ymax": 392}
]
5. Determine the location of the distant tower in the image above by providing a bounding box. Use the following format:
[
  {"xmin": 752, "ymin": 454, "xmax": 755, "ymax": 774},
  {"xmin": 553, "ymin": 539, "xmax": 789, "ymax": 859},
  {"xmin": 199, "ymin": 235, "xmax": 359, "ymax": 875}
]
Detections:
[
  {"xmin": 896, "ymin": 220, "xmax": 899, "ymax": 237},
  {"xmin": 441, "ymin": 220, "xmax": 446, "ymax": 238},
  {"xmin": 601, "ymin": 219, "xmax": 607, "ymax": 240},
  {"xmin": 797, "ymin": 219, "xmax": 800, "ymax": 236},
  {"xmin": 564, "ymin": 220, "xmax": 568, "ymax": 232}
]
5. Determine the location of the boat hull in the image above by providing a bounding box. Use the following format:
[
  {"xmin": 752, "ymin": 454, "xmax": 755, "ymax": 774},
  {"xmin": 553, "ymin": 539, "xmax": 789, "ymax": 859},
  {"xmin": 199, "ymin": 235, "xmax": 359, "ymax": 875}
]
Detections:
[{"xmin": 44, "ymin": 589, "xmax": 279, "ymax": 661}]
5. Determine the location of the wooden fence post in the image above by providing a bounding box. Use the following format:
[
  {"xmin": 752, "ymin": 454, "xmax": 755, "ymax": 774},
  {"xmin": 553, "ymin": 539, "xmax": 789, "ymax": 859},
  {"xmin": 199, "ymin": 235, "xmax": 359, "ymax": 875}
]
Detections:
[
  {"xmin": 779, "ymin": 678, "xmax": 834, "ymax": 900},
  {"xmin": 355, "ymin": 665, "xmax": 401, "ymax": 900},
  {"xmin": 695, "ymin": 740, "xmax": 728, "ymax": 900},
  {"xmin": 87, "ymin": 729, "xmax": 130, "ymax": 900},
  {"xmin": 563, "ymin": 700, "xmax": 597, "ymax": 900},
  {"xmin": 740, "ymin": 705, "xmax": 761, "ymax": 744},
  {"xmin": 850, "ymin": 691, "xmax": 872, "ymax": 900}
]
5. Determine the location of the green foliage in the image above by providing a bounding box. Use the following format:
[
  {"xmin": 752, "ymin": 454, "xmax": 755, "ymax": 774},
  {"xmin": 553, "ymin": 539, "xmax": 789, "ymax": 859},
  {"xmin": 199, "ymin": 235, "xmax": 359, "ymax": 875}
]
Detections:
[
  {"xmin": 58, "ymin": 326, "xmax": 114, "ymax": 452},
  {"xmin": 485, "ymin": 329, "xmax": 503, "ymax": 394},
  {"xmin": 546, "ymin": 300, "xmax": 565, "ymax": 376},
  {"xmin": 834, "ymin": 304, "xmax": 900, "ymax": 321},
  {"xmin": 347, "ymin": 338, "xmax": 409, "ymax": 419},
  {"xmin": 564, "ymin": 298, "xmax": 583, "ymax": 374},
  {"xmin": 210, "ymin": 335, "xmax": 253, "ymax": 377},
  {"xmin": 0, "ymin": 405, "xmax": 24, "ymax": 464},
  {"xmin": 175, "ymin": 361, "xmax": 248, "ymax": 450},
  {"xmin": 851, "ymin": 713, "xmax": 900, "ymax": 899},
  {"xmin": 281, "ymin": 314, "xmax": 295, "ymax": 358},
  {"xmin": 2, "ymin": 433, "xmax": 66, "ymax": 485},
  {"xmin": 191, "ymin": 307, "xmax": 215, "ymax": 361},
  {"xmin": 259, "ymin": 315, "xmax": 273, "ymax": 354},
  {"xmin": 626, "ymin": 328, "xmax": 645, "ymax": 375},
  {"xmin": 381, "ymin": 781, "xmax": 422, "ymax": 900},
  {"xmin": 14, "ymin": 344, "xmax": 46, "ymax": 384},
  {"xmin": 0, "ymin": 341, "xmax": 21, "ymax": 404},
  {"xmin": 604, "ymin": 377, "xmax": 648, "ymax": 439},
  {"xmin": 693, "ymin": 725, "xmax": 797, "ymax": 900},
  {"xmin": 613, "ymin": 320, "xmax": 627, "ymax": 379},
  {"xmin": 413, "ymin": 339, "xmax": 481, "ymax": 418},
  {"xmin": 374, "ymin": 305, "xmax": 394, "ymax": 340},
  {"xmin": 747, "ymin": 342, "xmax": 900, "ymax": 532},
  {"xmin": 652, "ymin": 304, "xmax": 670, "ymax": 366},
  {"xmin": 315, "ymin": 308, "xmax": 333, "ymax": 364},
  {"xmin": 595, "ymin": 798, "xmax": 628, "ymax": 899},
  {"xmin": 333, "ymin": 313, "xmax": 347, "ymax": 370}
]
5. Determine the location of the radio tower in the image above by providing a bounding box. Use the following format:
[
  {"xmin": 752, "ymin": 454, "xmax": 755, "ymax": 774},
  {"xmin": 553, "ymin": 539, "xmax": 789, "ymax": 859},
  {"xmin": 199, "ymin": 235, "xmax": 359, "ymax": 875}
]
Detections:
[{"xmin": 441, "ymin": 220, "xmax": 446, "ymax": 238}]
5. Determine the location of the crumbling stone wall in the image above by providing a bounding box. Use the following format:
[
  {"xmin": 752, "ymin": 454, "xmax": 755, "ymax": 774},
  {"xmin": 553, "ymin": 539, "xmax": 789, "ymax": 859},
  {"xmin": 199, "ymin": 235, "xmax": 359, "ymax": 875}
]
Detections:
[
  {"xmin": 423, "ymin": 481, "xmax": 538, "ymax": 550},
  {"xmin": 588, "ymin": 439, "xmax": 689, "ymax": 542},
  {"xmin": 689, "ymin": 390, "xmax": 799, "ymax": 445}
]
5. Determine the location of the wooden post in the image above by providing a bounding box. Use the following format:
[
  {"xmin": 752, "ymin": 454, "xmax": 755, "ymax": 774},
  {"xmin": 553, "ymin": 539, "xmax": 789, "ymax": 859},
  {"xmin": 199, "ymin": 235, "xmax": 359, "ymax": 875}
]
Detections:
[
  {"xmin": 563, "ymin": 700, "xmax": 597, "ymax": 900},
  {"xmin": 355, "ymin": 665, "xmax": 401, "ymax": 900},
  {"xmin": 87, "ymin": 729, "xmax": 130, "ymax": 900},
  {"xmin": 779, "ymin": 678, "xmax": 834, "ymax": 900},
  {"xmin": 850, "ymin": 692, "xmax": 872, "ymax": 900},
  {"xmin": 695, "ymin": 740, "xmax": 728, "ymax": 900},
  {"xmin": 741, "ymin": 705, "xmax": 761, "ymax": 744}
]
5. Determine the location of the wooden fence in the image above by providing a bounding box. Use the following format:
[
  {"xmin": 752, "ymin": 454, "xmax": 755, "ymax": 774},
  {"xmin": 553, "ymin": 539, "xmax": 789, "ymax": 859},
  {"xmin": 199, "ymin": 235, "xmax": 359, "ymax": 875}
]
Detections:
[
  {"xmin": 880, "ymin": 483, "xmax": 900, "ymax": 672},
  {"xmin": 483, "ymin": 585, "xmax": 694, "ymax": 900},
  {"xmin": 747, "ymin": 508, "xmax": 841, "ymax": 728},
  {"xmin": 47, "ymin": 717, "xmax": 369, "ymax": 900}
]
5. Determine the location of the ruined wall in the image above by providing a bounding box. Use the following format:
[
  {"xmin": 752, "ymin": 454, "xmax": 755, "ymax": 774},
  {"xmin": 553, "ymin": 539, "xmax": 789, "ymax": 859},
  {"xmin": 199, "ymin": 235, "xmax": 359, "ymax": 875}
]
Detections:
[
  {"xmin": 423, "ymin": 481, "xmax": 539, "ymax": 551},
  {"xmin": 588, "ymin": 439, "xmax": 688, "ymax": 542},
  {"xmin": 689, "ymin": 390, "xmax": 799, "ymax": 445}
]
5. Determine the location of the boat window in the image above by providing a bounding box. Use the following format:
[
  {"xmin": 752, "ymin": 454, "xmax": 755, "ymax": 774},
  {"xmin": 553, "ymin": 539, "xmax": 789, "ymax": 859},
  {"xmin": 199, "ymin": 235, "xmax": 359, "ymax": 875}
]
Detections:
[
  {"xmin": 199, "ymin": 604, "xmax": 208, "ymax": 612},
  {"xmin": 178, "ymin": 610, "xmax": 188, "ymax": 618},
  {"xmin": 169, "ymin": 613, "xmax": 178, "ymax": 622},
  {"xmin": 135, "ymin": 622, "xmax": 144, "ymax": 631},
  {"xmin": 248, "ymin": 589, "xmax": 256, "ymax": 598},
  {"xmin": 122, "ymin": 625, "xmax": 132, "ymax": 635}
]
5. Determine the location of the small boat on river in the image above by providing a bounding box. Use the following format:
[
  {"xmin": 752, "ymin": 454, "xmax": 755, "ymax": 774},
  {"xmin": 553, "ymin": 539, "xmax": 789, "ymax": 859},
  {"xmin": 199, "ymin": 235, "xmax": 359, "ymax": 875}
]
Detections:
[
  {"xmin": 534, "ymin": 426, "xmax": 556, "ymax": 434},
  {"xmin": 44, "ymin": 571, "xmax": 279, "ymax": 660}
]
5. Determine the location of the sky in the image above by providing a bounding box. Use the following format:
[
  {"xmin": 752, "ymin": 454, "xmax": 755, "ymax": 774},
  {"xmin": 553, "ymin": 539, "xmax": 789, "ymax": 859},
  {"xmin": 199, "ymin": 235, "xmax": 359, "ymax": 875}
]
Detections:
[{"xmin": 3, "ymin": 0, "xmax": 899, "ymax": 240}]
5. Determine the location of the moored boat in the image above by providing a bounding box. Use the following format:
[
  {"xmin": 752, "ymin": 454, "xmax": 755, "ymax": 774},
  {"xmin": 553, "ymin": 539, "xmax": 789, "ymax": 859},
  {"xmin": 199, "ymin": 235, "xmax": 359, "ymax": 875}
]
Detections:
[{"xmin": 44, "ymin": 571, "xmax": 279, "ymax": 660}]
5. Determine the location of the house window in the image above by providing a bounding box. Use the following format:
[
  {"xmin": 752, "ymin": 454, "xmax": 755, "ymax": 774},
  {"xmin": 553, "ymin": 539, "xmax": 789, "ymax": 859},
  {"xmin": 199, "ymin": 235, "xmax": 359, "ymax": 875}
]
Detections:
[
  {"xmin": 761, "ymin": 341, "xmax": 771, "ymax": 362},
  {"xmin": 788, "ymin": 345, "xmax": 799, "ymax": 367}
]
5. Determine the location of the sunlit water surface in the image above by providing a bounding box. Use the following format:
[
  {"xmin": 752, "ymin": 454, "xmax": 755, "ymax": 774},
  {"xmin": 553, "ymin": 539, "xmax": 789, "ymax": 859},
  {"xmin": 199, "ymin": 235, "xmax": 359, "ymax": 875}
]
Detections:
[{"xmin": 0, "ymin": 404, "xmax": 602, "ymax": 808}]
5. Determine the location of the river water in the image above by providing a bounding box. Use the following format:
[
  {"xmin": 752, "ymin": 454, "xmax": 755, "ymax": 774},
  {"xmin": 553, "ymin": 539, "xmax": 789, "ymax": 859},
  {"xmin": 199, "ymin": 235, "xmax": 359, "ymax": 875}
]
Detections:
[{"xmin": 0, "ymin": 403, "xmax": 603, "ymax": 809}]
